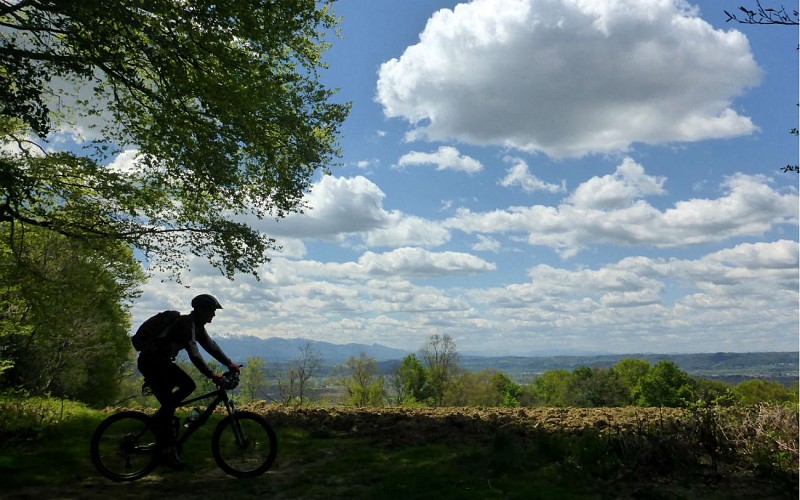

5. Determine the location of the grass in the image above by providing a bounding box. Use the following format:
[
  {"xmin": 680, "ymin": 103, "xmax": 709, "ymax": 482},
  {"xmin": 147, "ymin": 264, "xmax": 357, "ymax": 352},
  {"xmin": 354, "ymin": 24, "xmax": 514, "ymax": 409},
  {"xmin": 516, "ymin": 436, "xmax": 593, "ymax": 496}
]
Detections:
[
  {"xmin": 0, "ymin": 394, "xmax": 99, "ymax": 488},
  {"xmin": 0, "ymin": 403, "xmax": 603, "ymax": 498},
  {"xmin": 0, "ymin": 397, "xmax": 797, "ymax": 499},
  {"xmin": 271, "ymin": 428, "xmax": 603, "ymax": 499}
]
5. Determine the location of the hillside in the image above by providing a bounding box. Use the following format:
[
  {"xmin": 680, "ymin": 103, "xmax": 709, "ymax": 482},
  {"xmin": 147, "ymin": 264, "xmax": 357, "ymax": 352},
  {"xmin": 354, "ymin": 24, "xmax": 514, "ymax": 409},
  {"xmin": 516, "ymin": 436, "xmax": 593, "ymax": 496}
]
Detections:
[
  {"xmin": 215, "ymin": 335, "xmax": 797, "ymax": 382},
  {"xmin": 4, "ymin": 405, "xmax": 797, "ymax": 499}
]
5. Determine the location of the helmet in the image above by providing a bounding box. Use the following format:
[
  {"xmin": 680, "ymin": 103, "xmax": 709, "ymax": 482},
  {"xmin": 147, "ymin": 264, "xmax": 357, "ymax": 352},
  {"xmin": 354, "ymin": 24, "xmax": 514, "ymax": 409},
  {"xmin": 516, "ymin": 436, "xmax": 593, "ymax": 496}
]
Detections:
[{"xmin": 191, "ymin": 294, "xmax": 223, "ymax": 311}]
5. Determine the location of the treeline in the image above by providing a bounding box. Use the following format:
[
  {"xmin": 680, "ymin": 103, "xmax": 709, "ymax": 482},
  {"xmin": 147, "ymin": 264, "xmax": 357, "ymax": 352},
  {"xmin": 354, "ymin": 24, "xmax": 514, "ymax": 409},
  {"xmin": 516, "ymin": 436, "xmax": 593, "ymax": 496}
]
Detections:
[
  {"xmin": 174, "ymin": 334, "xmax": 797, "ymax": 410},
  {"xmin": 0, "ymin": 226, "xmax": 145, "ymax": 407}
]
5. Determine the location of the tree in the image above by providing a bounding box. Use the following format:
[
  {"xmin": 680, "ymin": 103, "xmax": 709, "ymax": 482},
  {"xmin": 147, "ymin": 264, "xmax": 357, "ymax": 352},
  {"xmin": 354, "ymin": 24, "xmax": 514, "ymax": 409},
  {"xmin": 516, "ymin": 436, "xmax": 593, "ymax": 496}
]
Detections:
[
  {"xmin": 442, "ymin": 367, "xmax": 481, "ymax": 406},
  {"xmin": 275, "ymin": 342, "xmax": 323, "ymax": 405},
  {"xmin": 529, "ymin": 370, "xmax": 572, "ymax": 407},
  {"xmin": 420, "ymin": 334, "xmax": 460, "ymax": 407},
  {"xmin": 693, "ymin": 378, "xmax": 735, "ymax": 406},
  {"xmin": 734, "ymin": 379, "xmax": 794, "ymax": 405},
  {"xmin": 294, "ymin": 342, "xmax": 322, "ymax": 405},
  {"xmin": 339, "ymin": 352, "xmax": 385, "ymax": 407},
  {"xmin": 490, "ymin": 371, "xmax": 523, "ymax": 407},
  {"xmin": 0, "ymin": 0, "xmax": 350, "ymax": 278},
  {"xmin": 634, "ymin": 360, "xmax": 695, "ymax": 407},
  {"xmin": 568, "ymin": 366, "xmax": 627, "ymax": 408},
  {"xmin": 275, "ymin": 367, "xmax": 299, "ymax": 405},
  {"xmin": 613, "ymin": 358, "xmax": 651, "ymax": 405},
  {"xmin": 240, "ymin": 356, "xmax": 269, "ymax": 403},
  {"xmin": 0, "ymin": 224, "xmax": 144, "ymax": 406},
  {"xmin": 389, "ymin": 353, "xmax": 431, "ymax": 405}
]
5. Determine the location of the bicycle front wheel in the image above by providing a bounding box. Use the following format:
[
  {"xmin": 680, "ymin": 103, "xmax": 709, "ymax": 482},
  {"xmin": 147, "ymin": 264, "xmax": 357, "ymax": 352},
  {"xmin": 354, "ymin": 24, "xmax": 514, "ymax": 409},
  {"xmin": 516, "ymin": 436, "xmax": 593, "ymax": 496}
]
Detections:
[
  {"xmin": 212, "ymin": 410, "xmax": 277, "ymax": 478},
  {"xmin": 90, "ymin": 411, "xmax": 159, "ymax": 481}
]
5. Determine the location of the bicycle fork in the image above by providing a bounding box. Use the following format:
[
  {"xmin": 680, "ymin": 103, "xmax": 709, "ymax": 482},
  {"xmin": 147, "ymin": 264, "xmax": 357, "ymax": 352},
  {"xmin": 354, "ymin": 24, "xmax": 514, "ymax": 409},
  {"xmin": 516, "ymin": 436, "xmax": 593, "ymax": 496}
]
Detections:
[{"xmin": 225, "ymin": 400, "xmax": 250, "ymax": 449}]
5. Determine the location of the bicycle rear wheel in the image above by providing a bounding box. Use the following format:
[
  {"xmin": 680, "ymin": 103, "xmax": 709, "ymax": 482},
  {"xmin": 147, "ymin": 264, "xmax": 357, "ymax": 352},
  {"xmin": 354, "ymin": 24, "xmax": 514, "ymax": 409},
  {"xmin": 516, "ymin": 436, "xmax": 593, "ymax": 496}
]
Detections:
[
  {"xmin": 211, "ymin": 410, "xmax": 277, "ymax": 478},
  {"xmin": 90, "ymin": 411, "xmax": 159, "ymax": 481}
]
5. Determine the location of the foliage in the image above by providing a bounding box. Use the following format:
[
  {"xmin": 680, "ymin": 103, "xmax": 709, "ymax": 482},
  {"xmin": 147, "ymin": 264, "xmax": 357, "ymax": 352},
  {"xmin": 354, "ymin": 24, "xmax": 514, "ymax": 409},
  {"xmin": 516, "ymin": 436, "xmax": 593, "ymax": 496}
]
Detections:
[
  {"xmin": 239, "ymin": 356, "xmax": 270, "ymax": 403},
  {"xmin": 0, "ymin": 393, "xmax": 93, "ymax": 444},
  {"xmin": 734, "ymin": 379, "xmax": 797, "ymax": 406},
  {"xmin": 338, "ymin": 352, "xmax": 385, "ymax": 407},
  {"xmin": 518, "ymin": 360, "xmax": 777, "ymax": 409},
  {"xmin": 568, "ymin": 366, "xmax": 628, "ymax": 407},
  {"xmin": 441, "ymin": 369, "xmax": 523, "ymax": 407},
  {"xmin": 0, "ymin": 0, "xmax": 350, "ymax": 278},
  {"xmin": 0, "ymin": 224, "xmax": 144, "ymax": 406},
  {"xmin": 420, "ymin": 334, "xmax": 460, "ymax": 406},
  {"xmin": 388, "ymin": 353, "xmax": 431, "ymax": 405},
  {"xmin": 724, "ymin": 404, "xmax": 799, "ymax": 477},
  {"xmin": 612, "ymin": 358, "xmax": 651, "ymax": 404},
  {"xmin": 633, "ymin": 360, "xmax": 696, "ymax": 407},
  {"xmin": 693, "ymin": 377, "xmax": 736, "ymax": 406},
  {"xmin": 528, "ymin": 369, "xmax": 573, "ymax": 407},
  {"xmin": 491, "ymin": 370, "xmax": 523, "ymax": 407}
]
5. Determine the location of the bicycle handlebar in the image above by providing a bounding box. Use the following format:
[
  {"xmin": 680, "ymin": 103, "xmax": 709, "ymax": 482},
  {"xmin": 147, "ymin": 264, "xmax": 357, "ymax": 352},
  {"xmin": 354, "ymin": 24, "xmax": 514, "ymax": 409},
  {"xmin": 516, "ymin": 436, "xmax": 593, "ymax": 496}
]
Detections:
[{"xmin": 219, "ymin": 370, "xmax": 240, "ymax": 390}]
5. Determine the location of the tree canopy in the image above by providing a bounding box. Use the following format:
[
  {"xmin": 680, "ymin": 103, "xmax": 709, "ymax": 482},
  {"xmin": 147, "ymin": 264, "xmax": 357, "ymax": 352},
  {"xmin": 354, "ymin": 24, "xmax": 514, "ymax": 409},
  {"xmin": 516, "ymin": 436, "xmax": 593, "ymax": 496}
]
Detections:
[
  {"xmin": 0, "ymin": 0, "xmax": 350, "ymax": 278},
  {"xmin": 0, "ymin": 224, "xmax": 145, "ymax": 405}
]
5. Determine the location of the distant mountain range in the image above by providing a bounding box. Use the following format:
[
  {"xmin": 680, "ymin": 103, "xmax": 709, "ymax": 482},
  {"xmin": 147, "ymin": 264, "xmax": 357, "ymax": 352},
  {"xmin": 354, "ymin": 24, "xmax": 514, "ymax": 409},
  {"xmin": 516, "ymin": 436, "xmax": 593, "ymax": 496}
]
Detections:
[
  {"xmin": 214, "ymin": 335, "xmax": 798, "ymax": 383},
  {"xmin": 216, "ymin": 335, "xmax": 409, "ymax": 364}
]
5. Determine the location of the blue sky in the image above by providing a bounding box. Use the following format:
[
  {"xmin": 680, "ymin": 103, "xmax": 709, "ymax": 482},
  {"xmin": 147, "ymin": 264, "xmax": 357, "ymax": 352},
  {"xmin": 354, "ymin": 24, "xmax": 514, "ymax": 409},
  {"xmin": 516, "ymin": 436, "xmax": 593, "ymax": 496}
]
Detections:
[{"xmin": 131, "ymin": 0, "xmax": 797, "ymax": 356}]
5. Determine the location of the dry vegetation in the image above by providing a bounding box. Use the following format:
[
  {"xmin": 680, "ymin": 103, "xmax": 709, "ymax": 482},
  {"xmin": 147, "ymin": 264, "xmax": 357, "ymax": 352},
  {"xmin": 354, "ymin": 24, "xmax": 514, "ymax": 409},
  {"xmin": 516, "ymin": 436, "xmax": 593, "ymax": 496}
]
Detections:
[
  {"xmin": 248, "ymin": 404, "xmax": 689, "ymax": 445},
  {"xmin": 246, "ymin": 403, "xmax": 798, "ymax": 478}
]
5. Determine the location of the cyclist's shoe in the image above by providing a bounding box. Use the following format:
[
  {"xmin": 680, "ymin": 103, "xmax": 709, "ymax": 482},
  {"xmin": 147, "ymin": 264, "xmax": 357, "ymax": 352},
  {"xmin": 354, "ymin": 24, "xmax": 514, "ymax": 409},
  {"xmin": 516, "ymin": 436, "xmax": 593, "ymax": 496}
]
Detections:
[{"xmin": 158, "ymin": 448, "xmax": 186, "ymax": 470}]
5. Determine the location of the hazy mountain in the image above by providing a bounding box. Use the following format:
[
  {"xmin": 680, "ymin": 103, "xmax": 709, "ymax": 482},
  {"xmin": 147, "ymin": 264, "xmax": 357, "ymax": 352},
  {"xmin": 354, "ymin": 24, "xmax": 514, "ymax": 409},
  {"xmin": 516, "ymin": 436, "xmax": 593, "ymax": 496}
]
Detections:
[
  {"xmin": 215, "ymin": 335, "xmax": 410, "ymax": 364},
  {"xmin": 214, "ymin": 335, "xmax": 797, "ymax": 383}
]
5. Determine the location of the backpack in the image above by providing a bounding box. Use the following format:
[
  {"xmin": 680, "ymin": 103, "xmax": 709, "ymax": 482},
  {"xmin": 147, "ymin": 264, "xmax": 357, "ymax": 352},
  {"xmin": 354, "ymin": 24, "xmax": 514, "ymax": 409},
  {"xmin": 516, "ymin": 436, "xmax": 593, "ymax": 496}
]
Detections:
[{"xmin": 132, "ymin": 310, "xmax": 182, "ymax": 351}]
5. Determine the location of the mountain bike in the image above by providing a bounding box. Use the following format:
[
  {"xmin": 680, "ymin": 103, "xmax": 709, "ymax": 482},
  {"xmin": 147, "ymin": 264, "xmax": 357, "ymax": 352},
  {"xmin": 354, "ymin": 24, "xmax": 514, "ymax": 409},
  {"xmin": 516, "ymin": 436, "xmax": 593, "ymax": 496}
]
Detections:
[{"xmin": 90, "ymin": 371, "xmax": 277, "ymax": 481}]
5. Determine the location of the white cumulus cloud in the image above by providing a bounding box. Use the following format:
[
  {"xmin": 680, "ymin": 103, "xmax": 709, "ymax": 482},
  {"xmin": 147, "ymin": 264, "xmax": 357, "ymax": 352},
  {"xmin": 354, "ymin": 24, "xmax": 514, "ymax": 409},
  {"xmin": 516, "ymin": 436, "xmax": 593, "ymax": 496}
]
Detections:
[
  {"xmin": 397, "ymin": 145, "xmax": 484, "ymax": 173},
  {"xmin": 500, "ymin": 156, "xmax": 565, "ymax": 193},
  {"xmin": 446, "ymin": 160, "xmax": 797, "ymax": 256},
  {"xmin": 376, "ymin": 0, "xmax": 761, "ymax": 158}
]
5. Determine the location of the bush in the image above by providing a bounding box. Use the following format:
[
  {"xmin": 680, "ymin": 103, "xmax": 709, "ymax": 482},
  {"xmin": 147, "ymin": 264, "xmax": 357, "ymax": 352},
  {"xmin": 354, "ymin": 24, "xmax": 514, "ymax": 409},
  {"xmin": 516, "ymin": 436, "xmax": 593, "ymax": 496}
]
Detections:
[{"xmin": 0, "ymin": 392, "xmax": 92, "ymax": 444}]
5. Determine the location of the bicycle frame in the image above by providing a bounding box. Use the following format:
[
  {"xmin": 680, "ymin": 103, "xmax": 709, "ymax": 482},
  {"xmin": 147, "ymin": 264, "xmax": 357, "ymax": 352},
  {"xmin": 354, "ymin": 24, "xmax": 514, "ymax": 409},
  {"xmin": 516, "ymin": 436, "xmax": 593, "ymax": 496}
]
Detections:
[{"xmin": 173, "ymin": 386, "xmax": 238, "ymax": 449}]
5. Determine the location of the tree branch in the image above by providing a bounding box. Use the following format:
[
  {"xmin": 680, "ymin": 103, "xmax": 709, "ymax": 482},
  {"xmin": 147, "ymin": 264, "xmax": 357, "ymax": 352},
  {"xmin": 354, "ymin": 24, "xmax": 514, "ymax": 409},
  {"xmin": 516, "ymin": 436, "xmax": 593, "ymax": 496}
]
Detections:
[{"xmin": 725, "ymin": 2, "xmax": 799, "ymax": 25}]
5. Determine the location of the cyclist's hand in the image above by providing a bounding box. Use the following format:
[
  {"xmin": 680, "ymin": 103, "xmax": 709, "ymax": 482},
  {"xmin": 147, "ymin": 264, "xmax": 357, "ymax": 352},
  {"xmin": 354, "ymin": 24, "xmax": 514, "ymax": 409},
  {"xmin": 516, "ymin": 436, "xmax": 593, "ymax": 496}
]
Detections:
[
  {"xmin": 227, "ymin": 363, "xmax": 241, "ymax": 374},
  {"xmin": 211, "ymin": 373, "xmax": 223, "ymax": 386}
]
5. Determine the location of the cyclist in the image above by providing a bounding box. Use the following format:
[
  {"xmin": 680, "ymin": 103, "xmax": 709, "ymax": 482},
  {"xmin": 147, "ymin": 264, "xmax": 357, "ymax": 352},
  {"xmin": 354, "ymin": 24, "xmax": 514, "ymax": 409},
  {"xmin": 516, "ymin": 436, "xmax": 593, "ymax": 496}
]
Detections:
[{"xmin": 137, "ymin": 293, "xmax": 240, "ymax": 469}]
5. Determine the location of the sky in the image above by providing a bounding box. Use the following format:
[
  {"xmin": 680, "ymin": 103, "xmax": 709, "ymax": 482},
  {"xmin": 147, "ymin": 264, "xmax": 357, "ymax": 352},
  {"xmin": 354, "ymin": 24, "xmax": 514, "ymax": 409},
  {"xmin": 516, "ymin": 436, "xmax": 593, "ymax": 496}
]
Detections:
[{"xmin": 130, "ymin": 0, "xmax": 797, "ymax": 356}]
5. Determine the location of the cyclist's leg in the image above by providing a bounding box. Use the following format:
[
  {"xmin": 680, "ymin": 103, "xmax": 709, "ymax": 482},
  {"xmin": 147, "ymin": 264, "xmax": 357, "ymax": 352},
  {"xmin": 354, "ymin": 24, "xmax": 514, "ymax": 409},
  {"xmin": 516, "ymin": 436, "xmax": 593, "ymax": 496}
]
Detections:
[{"xmin": 138, "ymin": 356, "xmax": 195, "ymax": 451}]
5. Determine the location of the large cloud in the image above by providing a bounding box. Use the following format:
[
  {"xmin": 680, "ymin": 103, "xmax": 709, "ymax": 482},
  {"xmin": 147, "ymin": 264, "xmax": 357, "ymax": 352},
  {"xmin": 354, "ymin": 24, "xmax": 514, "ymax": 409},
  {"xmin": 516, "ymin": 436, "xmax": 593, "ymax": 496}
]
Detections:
[
  {"xmin": 274, "ymin": 175, "xmax": 389, "ymax": 237},
  {"xmin": 376, "ymin": 0, "xmax": 761, "ymax": 158},
  {"xmin": 260, "ymin": 175, "xmax": 448, "ymax": 247}
]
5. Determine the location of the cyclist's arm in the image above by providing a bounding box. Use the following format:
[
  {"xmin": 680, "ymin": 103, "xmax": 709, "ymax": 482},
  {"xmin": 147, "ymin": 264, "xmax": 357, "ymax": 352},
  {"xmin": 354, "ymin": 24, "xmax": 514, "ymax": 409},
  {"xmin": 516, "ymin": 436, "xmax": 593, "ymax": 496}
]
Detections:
[
  {"xmin": 195, "ymin": 327, "xmax": 234, "ymax": 372},
  {"xmin": 186, "ymin": 337, "xmax": 218, "ymax": 379}
]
